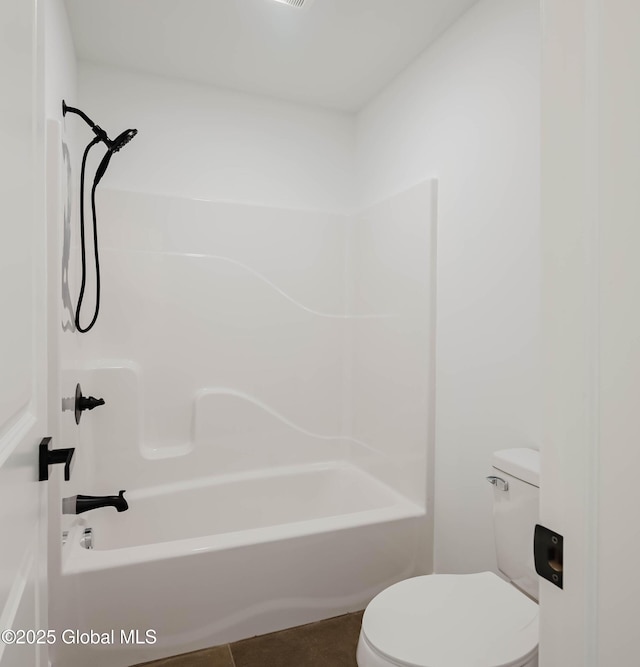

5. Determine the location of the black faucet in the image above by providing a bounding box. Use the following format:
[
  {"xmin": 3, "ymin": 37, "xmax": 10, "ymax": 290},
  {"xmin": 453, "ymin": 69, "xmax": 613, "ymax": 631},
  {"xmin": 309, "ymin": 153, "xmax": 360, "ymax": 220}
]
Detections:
[{"xmin": 62, "ymin": 490, "xmax": 128, "ymax": 515}]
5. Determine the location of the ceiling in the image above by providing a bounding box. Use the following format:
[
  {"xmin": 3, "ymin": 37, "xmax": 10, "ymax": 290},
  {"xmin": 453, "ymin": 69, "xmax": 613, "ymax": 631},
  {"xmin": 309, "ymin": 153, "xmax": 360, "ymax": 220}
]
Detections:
[{"xmin": 64, "ymin": 0, "xmax": 479, "ymax": 112}]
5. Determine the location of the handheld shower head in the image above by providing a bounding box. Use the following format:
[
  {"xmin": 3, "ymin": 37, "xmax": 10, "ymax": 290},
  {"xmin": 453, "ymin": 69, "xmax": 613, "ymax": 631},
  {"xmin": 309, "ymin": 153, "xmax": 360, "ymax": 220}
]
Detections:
[
  {"xmin": 94, "ymin": 150, "xmax": 113, "ymax": 187},
  {"xmin": 94, "ymin": 129, "xmax": 138, "ymax": 186},
  {"xmin": 109, "ymin": 128, "xmax": 137, "ymax": 153}
]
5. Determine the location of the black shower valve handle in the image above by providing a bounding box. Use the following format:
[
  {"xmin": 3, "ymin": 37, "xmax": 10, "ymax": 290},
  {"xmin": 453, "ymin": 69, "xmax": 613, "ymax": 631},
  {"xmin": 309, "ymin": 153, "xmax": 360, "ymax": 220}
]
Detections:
[
  {"xmin": 74, "ymin": 383, "xmax": 106, "ymax": 424},
  {"xmin": 78, "ymin": 395, "xmax": 106, "ymax": 412}
]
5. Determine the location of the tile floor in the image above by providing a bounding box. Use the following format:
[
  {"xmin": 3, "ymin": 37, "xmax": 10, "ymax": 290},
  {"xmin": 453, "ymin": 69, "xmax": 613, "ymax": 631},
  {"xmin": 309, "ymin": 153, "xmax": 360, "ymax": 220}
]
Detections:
[{"xmin": 132, "ymin": 611, "xmax": 364, "ymax": 667}]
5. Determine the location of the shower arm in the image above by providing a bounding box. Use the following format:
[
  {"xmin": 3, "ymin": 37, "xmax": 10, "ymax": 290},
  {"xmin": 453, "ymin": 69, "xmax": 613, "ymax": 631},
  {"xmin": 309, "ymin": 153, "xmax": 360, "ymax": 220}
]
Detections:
[{"xmin": 62, "ymin": 101, "xmax": 109, "ymax": 145}]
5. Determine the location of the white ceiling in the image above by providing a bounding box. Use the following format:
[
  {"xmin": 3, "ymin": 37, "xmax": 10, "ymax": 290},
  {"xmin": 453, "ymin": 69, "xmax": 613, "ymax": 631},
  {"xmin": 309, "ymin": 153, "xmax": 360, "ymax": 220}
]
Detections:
[{"xmin": 64, "ymin": 0, "xmax": 479, "ymax": 112}]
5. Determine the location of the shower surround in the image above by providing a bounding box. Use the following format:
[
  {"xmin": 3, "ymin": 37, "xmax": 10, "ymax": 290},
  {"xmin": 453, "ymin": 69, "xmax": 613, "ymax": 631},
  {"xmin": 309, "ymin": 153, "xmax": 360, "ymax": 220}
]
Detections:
[{"xmin": 56, "ymin": 180, "xmax": 436, "ymax": 666}]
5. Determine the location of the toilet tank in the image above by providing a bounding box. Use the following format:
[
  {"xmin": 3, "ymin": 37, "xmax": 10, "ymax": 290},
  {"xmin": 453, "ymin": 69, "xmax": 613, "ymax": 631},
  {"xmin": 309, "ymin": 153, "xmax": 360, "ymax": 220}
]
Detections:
[{"xmin": 490, "ymin": 448, "xmax": 540, "ymax": 601}]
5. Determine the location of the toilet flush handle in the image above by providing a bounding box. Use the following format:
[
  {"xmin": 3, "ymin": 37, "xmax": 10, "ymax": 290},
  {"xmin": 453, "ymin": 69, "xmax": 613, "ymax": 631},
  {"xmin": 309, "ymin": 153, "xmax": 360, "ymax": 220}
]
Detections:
[{"xmin": 486, "ymin": 475, "xmax": 509, "ymax": 491}]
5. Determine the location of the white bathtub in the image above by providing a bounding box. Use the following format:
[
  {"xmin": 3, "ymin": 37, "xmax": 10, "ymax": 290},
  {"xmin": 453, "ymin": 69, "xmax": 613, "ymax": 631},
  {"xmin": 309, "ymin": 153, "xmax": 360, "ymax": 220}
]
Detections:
[{"xmin": 55, "ymin": 462, "xmax": 425, "ymax": 667}]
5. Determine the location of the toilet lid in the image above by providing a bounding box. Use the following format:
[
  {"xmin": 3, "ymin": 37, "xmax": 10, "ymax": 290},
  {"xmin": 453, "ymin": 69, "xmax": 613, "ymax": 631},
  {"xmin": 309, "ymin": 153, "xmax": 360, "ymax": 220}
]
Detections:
[{"xmin": 361, "ymin": 572, "xmax": 538, "ymax": 667}]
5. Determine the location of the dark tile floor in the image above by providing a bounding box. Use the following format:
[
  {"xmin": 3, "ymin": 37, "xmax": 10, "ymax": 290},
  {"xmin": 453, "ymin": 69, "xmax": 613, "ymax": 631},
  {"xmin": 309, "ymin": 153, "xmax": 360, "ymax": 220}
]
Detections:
[{"xmin": 132, "ymin": 611, "xmax": 364, "ymax": 667}]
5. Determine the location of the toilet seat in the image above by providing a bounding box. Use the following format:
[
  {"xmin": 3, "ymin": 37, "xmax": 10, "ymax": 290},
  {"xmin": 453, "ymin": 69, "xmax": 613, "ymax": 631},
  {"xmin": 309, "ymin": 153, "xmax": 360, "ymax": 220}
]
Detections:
[{"xmin": 360, "ymin": 572, "xmax": 538, "ymax": 667}]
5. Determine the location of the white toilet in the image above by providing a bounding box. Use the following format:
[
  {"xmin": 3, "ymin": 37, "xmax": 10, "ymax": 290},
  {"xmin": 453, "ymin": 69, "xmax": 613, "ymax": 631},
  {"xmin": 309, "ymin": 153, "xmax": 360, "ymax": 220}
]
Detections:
[{"xmin": 357, "ymin": 448, "xmax": 540, "ymax": 667}]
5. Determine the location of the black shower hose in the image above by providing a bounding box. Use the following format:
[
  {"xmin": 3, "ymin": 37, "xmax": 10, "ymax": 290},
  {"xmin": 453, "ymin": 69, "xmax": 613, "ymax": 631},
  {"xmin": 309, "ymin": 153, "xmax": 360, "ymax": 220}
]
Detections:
[{"xmin": 75, "ymin": 137, "xmax": 102, "ymax": 333}]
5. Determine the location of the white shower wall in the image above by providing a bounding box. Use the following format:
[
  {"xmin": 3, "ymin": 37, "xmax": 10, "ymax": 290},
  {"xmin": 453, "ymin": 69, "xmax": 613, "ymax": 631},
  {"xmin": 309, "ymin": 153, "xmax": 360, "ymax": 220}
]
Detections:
[
  {"xmin": 71, "ymin": 183, "xmax": 434, "ymax": 508},
  {"xmin": 348, "ymin": 185, "xmax": 436, "ymax": 504}
]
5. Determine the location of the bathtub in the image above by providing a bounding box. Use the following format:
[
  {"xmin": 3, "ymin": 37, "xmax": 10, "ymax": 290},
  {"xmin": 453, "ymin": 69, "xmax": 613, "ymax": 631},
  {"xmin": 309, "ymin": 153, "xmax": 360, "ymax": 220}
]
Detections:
[{"xmin": 54, "ymin": 462, "xmax": 426, "ymax": 667}]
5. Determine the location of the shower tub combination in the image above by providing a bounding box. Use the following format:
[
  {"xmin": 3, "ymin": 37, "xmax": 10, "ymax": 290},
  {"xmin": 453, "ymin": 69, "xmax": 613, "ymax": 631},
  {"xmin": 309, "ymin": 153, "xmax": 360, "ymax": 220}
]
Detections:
[
  {"xmin": 55, "ymin": 182, "xmax": 436, "ymax": 666},
  {"xmin": 59, "ymin": 463, "xmax": 424, "ymax": 667}
]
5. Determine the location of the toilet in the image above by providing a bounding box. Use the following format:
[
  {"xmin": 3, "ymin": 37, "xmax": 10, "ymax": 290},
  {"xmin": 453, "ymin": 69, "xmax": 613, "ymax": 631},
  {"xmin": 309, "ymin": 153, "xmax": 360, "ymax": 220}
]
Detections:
[{"xmin": 357, "ymin": 448, "xmax": 540, "ymax": 667}]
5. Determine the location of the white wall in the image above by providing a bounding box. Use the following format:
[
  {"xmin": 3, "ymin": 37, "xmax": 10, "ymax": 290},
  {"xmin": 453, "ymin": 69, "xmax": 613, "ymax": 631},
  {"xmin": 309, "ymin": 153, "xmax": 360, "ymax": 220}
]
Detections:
[
  {"xmin": 45, "ymin": 0, "xmax": 80, "ymax": 384},
  {"xmin": 45, "ymin": 0, "xmax": 76, "ymax": 120},
  {"xmin": 77, "ymin": 63, "xmax": 356, "ymax": 212},
  {"xmin": 356, "ymin": 0, "xmax": 541, "ymax": 574}
]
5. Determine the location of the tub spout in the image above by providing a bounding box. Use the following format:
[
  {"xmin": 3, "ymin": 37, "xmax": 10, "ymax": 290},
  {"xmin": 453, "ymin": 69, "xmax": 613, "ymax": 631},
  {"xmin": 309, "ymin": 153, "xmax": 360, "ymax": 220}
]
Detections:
[{"xmin": 62, "ymin": 490, "xmax": 128, "ymax": 515}]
